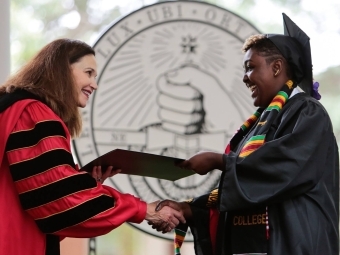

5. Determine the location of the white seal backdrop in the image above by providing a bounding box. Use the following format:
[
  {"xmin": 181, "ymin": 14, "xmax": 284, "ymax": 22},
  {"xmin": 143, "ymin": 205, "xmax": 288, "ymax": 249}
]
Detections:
[{"xmin": 73, "ymin": 0, "xmax": 260, "ymax": 240}]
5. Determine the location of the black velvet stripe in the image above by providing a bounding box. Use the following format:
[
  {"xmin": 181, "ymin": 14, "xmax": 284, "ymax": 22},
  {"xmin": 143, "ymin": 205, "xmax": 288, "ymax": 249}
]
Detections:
[
  {"xmin": 0, "ymin": 89, "xmax": 44, "ymax": 113},
  {"xmin": 36, "ymin": 195, "xmax": 114, "ymax": 234},
  {"xmin": 19, "ymin": 173, "xmax": 97, "ymax": 210},
  {"xmin": 6, "ymin": 121, "xmax": 66, "ymax": 152},
  {"xmin": 9, "ymin": 149, "xmax": 75, "ymax": 181},
  {"xmin": 45, "ymin": 235, "xmax": 60, "ymax": 255}
]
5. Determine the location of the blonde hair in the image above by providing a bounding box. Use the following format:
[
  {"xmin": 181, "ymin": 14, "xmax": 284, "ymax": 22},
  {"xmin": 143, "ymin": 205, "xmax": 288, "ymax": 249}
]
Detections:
[{"xmin": 0, "ymin": 39, "xmax": 95, "ymax": 138}]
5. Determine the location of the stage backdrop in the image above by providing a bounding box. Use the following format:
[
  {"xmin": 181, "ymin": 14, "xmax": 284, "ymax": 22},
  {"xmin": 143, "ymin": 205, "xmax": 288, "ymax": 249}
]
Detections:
[{"xmin": 72, "ymin": 1, "xmax": 260, "ymax": 254}]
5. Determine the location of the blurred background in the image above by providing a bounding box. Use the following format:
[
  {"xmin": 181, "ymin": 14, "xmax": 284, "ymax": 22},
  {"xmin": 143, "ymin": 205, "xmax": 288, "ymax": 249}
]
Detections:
[
  {"xmin": 4, "ymin": 0, "xmax": 340, "ymax": 254},
  {"xmin": 8, "ymin": 0, "xmax": 340, "ymax": 139}
]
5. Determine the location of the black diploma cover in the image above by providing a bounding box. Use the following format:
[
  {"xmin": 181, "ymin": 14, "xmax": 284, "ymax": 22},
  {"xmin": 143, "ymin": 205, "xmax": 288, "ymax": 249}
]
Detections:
[{"xmin": 80, "ymin": 149, "xmax": 195, "ymax": 181}]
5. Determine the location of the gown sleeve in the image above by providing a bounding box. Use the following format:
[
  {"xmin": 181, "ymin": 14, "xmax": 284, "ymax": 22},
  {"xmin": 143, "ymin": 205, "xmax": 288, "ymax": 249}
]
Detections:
[
  {"xmin": 5, "ymin": 101, "xmax": 146, "ymax": 238},
  {"xmin": 219, "ymin": 95, "xmax": 336, "ymax": 211}
]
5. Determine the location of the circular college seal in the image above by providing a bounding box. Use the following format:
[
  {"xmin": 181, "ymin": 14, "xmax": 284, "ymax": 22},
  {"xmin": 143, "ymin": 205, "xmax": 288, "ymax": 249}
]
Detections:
[{"xmin": 73, "ymin": 0, "xmax": 260, "ymax": 241}]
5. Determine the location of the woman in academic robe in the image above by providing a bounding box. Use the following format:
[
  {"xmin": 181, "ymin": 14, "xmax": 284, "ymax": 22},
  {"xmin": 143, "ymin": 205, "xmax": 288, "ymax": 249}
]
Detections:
[
  {"xmin": 0, "ymin": 39, "xmax": 185, "ymax": 255},
  {"xmin": 154, "ymin": 13, "xmax": 339, "ymax": 255}
]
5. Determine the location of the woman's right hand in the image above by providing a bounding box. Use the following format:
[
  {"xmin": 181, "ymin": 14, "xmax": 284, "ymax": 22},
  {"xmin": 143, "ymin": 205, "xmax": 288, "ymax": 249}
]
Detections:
[
  {"xmin": 147, "ymin": 200, "xmax": 192, "ymax": 233},
  {"xmin": 178, "ymin": 151, "xmax": 224, "ymax": 175},
  {"xmin": 156, "ymin": 200, "xmax": 192, "ymax": 220},
  {"xmin": 145, "ymin": 200, "xmax": 186, "ymax": 233}
]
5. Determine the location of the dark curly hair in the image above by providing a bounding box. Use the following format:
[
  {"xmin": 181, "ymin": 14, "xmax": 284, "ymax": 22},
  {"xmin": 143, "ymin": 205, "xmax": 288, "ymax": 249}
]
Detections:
[{"xmin": 242, "ymin": 34, "xmax": 292, "ymax": 79}]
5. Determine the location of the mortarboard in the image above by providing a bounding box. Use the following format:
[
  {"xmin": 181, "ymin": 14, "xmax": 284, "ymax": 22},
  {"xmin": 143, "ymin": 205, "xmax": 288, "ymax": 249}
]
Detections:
[{"xmin": 267, "ymin": 13, "xmax": 313, "ymax": 96}]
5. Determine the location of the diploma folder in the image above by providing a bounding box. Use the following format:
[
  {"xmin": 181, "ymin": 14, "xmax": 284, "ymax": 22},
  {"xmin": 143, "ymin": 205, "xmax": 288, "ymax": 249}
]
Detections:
[{"xmin": 80, "ymin": 149, "xmax": 195, "ymax": 181}]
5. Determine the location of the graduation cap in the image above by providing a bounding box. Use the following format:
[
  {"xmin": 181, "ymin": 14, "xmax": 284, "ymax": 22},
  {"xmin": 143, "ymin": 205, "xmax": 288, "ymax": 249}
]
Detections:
[{"xmin": 267, "ymin": 13, "xmax": 313, "ymax": 96}]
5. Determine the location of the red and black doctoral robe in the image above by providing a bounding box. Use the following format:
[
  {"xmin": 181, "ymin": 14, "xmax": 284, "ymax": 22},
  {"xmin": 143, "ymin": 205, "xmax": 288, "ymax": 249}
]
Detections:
[{"xmin": 0, "ymin": 90, "xmax": 146, "ymax": 255}]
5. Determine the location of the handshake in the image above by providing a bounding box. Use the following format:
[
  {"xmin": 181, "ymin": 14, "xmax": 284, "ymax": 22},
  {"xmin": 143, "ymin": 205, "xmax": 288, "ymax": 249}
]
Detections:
[
  {"xmin": 145, "ymin": 200, "xmax": 192, "ymax": 233},
  {"xmin": 144, "ymin": 151, "xmax": 225, "ymax": 233},
  {"xmin": 92, "ymin": 151, "xmax": 224, "ymax": 232}
]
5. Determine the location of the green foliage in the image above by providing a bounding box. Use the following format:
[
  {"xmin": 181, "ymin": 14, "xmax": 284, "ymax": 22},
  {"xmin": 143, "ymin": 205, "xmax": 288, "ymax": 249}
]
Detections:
[
  {"xmin": 10, "ymin": 0, "xmax": 122, "ymax": 72},
  {"xmin": 315, "ymin": 65, "xmax": 340, "ymax": 95}
]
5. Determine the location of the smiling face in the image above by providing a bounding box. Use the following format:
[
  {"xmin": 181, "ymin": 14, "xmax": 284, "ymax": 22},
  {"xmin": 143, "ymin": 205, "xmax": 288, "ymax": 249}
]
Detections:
[
  {"xmin": 71, "ymin": 54, "xmax": 98, "ymax": 108},
  {"xmin": 243, "ymin": 48, "xmax": 284, "ymax": 108}
]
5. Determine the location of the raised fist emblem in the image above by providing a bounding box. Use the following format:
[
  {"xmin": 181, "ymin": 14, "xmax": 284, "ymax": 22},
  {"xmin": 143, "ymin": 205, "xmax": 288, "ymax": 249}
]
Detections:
[{"xmin": 157, "ymin": 64, "xmax": 240, "ymax": 135}]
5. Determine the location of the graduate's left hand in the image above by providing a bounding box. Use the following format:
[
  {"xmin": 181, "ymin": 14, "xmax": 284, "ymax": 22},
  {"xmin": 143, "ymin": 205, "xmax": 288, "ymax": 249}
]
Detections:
[
  {"xmin": 178, "ymin": 151, "xmax": 224, "ymax": 175},
  {"xmin": 91, "ymin": 166, "xmax": 121, "ymax": 184}
]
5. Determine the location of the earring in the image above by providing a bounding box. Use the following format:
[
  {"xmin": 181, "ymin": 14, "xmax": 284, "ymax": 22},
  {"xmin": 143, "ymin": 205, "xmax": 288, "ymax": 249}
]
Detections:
[{"xmin": 274, "ymin": 70, "xmax": 280, "ymax": 76}]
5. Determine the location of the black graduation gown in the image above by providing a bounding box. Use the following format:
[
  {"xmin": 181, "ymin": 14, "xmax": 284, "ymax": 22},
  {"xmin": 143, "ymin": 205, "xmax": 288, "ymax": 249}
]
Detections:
[{"xmin": 188, "ymin": 93, "xmax": 339, "ymax": 255}]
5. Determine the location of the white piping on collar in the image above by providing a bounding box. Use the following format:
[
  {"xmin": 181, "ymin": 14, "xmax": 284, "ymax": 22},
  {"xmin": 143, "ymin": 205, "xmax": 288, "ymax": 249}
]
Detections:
[{"xmin": 290, "ymin": 87, "xmax": 303, "ymax": 98}]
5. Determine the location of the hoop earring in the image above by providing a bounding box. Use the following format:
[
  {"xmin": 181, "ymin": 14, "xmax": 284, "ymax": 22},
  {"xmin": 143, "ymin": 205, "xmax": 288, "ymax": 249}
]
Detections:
[{"xmin": 274, "ymin": 70, "xmax": 280, "ymax": 76}]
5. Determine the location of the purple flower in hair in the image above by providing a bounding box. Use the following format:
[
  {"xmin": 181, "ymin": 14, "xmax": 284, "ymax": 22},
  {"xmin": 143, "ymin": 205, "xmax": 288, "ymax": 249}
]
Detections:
[{"xmin": 312, "ymin": 81, "xmax": 321, "ymax": 100}]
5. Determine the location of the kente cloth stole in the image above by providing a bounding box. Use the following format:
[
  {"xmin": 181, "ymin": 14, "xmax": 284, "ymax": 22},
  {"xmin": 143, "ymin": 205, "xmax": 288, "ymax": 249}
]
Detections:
[
  {"xmin": 174, "ymin": 226, "xmax": 187, "ymax": 255},
  {"xmin": 228, "ymin": 79, "xmax": 294, "ymax": 155},
  {"xmin": 173, "ymin": 80, "xmax": 294, "ymax": 255}
]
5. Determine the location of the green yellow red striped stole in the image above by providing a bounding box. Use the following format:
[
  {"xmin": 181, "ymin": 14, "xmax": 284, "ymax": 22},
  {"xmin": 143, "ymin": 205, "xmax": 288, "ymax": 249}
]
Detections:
[
  {"xmin": 174, "ymin": 227, "xmax": 187, "ymax": 255},
  {"xmin": 268, "ymin": 91, "xmax": 289, "ymax": 111},
  {"xmin": 173, "ymin": 189, "xmax": 218, "ymax": 255},
  {"xmin": 236, "ymin": 80, "xmax": 293, "ymax": 157},
  {"xmin": 239, "ymin": 134, "xmax": 266, "ymax": 157},
  {"xmin": 241, "ymin": 111, "xmax": 262, "ymax": 131}
]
